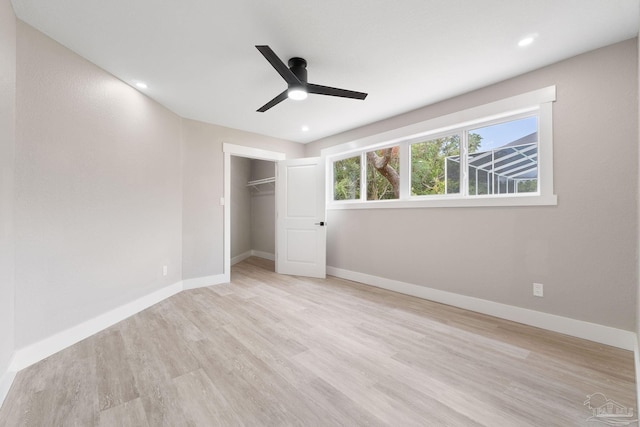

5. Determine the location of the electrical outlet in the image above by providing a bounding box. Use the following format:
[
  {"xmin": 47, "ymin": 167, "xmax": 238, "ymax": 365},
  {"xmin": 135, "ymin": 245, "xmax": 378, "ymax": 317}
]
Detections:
[
  {"xmin": 163, "ymin": 265, "xmax": 168, "ymax": 276},
  {"xmin": 533, "ymin": 282, "xmax": 544, "ymax": 297}
]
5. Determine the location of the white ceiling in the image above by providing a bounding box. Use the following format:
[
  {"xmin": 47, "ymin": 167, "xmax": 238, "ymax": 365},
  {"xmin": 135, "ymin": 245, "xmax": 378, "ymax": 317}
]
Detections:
[{"xmin": 10, "ymin": 0, "xmax": 639, "ymax": 143}]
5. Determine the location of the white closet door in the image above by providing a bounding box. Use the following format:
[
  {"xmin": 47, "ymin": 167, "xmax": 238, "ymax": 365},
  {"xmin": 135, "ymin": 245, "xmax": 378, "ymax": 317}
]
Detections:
[{"xmin": 276, "ymin": 157, "xmax": 326, "ymax": 278}]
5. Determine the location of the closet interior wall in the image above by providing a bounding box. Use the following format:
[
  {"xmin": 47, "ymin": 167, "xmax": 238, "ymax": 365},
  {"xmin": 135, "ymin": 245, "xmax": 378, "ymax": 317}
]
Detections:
[{"xmin": 230, "ymin": 157, "xmax": 275, "ymax": 265}]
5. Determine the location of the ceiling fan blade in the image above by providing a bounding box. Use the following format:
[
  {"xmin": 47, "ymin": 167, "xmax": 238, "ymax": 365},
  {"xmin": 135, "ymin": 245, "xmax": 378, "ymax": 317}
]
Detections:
[
  {"xmin": 257, "ymin": 89, "xmax": 288, "ymax": 112},
  {"xmin": 308, "ymin": 83, "xmax": 368, "ymax": 100},
  {"xmin": 255, "ymin": 45, "xmax": 301, "ymax": 86}
]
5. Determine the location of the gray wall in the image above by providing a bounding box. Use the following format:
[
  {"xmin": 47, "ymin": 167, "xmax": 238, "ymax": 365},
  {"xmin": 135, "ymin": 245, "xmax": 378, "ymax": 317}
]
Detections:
[
  {"xmin": 231, "ymin": 156, "xmax": 251, "ymax": 258},
  {"xmin": 250, "ymin": 160, "xmax": 276, "ymax": 256},
  {"xmin": 0, "ymin": 0, "xmax": 16, "ymax": 375},
  {"xmin": 637, "ymin": 17, "xmax": 640, "ymax": 375},
  {"xmin": 181, "ymin": 119, "xmax": 303, "ymax": 280},
  {"xmin": 14, "ymin": 22, "xmax": 183, "ymax": 348},
  {"xmin": 306, "ymin": 39, "xmax": 639, "ymax": 331},
  {"xmin": 11, "ymin": 20, "xmax": 304, "ymax": 351}
]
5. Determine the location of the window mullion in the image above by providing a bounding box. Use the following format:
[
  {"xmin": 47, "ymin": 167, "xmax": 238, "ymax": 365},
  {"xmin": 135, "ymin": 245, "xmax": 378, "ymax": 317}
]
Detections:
[
  {"xmin": 360, "ymin": 152, "xmax": 367, "ymax": 201},
  {"xmin": 399, "ymin": 143, "xmax": 410, "ymax": 199},
  {"xmin": 460, "ymin": 132, "xmax": 469, "ymax": 197}
]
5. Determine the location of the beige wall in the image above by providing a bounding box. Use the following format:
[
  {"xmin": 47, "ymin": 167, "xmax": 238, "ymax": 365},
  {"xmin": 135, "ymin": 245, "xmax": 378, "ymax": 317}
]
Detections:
[
  {"xmin": 14, "ymin": 22, "xmax": 184, "ymax": 347},
  {"xmin": 307, "ymin": 39, "xmax": 639, "ymax": 331},
  {"xmin": 0, "ymin": 0, "xmax": 16, "ymax": 375},
  {"xmin": 637, "ymin": 8, "xmax": 640, "ymax": 375},
  {"xmin": 181, "ymin": 119, "xmax": 303, "ymax": 280},
  {"xmin": 637, "ymin": 16, "xmax": 640, "ymax": 405}
]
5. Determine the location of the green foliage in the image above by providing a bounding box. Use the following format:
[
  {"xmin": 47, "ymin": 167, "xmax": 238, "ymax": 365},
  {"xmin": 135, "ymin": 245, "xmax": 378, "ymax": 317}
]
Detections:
[
  {"xmin": 517, "ymin": 179, "xmax": 537, "ymax": 193},
  {"xmin": 410, "ymin": 134, "xmax": 482, "ymax": 196},
  {"xmin": 333, "ymin": 156, "xmax": 360, "ymax": 200},
  {"xmin": 411, "ymin": 133, "xmax": 482, "ymax": 196},
  {"xmin": 468, "ymin": 133, "xmax": 483, "ymax": 154}
]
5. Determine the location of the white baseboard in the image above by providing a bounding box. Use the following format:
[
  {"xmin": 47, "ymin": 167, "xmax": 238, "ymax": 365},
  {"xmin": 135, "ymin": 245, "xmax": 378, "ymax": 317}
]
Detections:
[
  {"xmin": 231, "ymin": 251, "xmax": 252, "ymax": 266},
  {"xmin": 0, "ymin": 367, "xmax": 16, "ymax": 410},
  {"xmin": 251, "ymin": 250, "xmax": 275, "ymax": 261},
  {"xmin": 327, "ymin": 266, "xmax": 636, "ymax": 351},
  {"xmin": 231, "ymin": 250, "xmax": 275, "ymax": 266},
  {"xmin": 10, "ymin": 282, "xmax": 183, "ymax": 372},
  {"xmin": 181, "ymin": 273, "xmax": 228, "ymax": 290}
]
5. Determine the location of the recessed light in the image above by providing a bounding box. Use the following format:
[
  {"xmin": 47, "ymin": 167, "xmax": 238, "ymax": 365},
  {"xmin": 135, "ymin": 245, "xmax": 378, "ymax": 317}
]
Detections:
[
  {"xmin": 302, "ymin": 125, "xmax": 309, "ymax": 132},
  {"xmin": 518, "ymin": 35, "xmax": 536, "ymax": 47},
  {"xmin": 135, "ymin": 82, "xmax": 148, "ymax": 89}
]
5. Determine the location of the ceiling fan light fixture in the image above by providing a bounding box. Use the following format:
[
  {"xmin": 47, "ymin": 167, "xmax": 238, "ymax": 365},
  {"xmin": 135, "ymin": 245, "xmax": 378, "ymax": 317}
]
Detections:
[{"xmin": 288, "ymin": 87, "xmax": 308, "ymax": 100}]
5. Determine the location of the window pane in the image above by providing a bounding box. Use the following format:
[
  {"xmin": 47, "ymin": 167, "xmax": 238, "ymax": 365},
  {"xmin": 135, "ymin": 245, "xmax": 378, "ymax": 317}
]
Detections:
[
  {"xmin": 468, "ymin": 116, "xmax": 538, "ymax": 195},
  {"xmin": 366, "ymin": 147, "xmax": 400, "ymax": 200},
  {"xmin": 477, "ymin": 169, "xmax": 490, "ymax": 195},
  {"xmin": 517, "ymin": 179, "xmax": 537, "ymax": 193},
  {"xmin": 411, "ymin": 135, "xmax": 460, "ymax": 195},
  {"xmin": 333, "ymin": 156, "xmax": 361, "ymax": 200}
]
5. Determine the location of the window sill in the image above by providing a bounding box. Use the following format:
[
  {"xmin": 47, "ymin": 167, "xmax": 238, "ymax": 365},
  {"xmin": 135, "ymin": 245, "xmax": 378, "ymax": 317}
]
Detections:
[{"xmin": 327, "ymin": 193, "xmax": 558, "ymax": 210}]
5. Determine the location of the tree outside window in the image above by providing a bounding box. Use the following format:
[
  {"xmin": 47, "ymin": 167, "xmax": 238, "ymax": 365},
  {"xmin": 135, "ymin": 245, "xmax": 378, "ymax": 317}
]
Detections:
[{"xmin": 366, "ymin": 147, "xmax": 400, "ymax": 200}]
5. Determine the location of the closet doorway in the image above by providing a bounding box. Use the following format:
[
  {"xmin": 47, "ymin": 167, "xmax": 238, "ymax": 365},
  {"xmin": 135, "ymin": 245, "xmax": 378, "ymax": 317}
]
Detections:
[
  {"xmin": 222, "ymin": 143, "xmax": 286, "ymax": 281},
  {"xmin": 230, "ymin": 156, "xmax": 276, "ymax": 268}
]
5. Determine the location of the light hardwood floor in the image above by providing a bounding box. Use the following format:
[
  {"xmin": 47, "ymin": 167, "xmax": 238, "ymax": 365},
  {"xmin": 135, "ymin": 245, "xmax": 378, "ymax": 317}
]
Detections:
[{"xmin": 0, "ymin": 257, "xmax": 636, "ymax": 426}]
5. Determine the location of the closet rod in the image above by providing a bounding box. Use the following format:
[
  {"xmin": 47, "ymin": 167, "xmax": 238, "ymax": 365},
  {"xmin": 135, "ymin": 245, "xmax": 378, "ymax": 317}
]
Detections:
[{"xmin": 246, "ymin": 177, "xmax": 275, "ymax": 187}]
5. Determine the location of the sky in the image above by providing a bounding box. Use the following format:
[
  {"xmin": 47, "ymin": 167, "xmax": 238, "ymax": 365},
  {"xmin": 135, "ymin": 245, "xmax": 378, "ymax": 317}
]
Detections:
[{"xmin": 471, "ymin": 116, "xmax": 537, "ymax": 151}]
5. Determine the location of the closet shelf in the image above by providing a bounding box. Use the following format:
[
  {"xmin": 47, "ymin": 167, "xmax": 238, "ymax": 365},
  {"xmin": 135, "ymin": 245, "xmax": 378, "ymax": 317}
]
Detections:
[{"xmin": 247, "ymin": 177, "xmax": 275, "ymax": 193}]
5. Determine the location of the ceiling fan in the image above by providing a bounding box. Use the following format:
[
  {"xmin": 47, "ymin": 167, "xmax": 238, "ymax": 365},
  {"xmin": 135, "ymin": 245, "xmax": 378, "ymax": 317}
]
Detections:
[{"xmin": 255, "ymin": 45, "xmax": 368, "ymax": 112}]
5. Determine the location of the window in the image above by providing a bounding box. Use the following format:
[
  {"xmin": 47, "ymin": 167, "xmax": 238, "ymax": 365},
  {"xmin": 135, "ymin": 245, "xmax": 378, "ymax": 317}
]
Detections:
[
  {"xmin": 466, "ymin": 117, "xmax": 538, "ymax": 196},
  {"xmin": 333, "ymin": 155, "xmax": 361, "ymax": 200},
  {"xmin": 324, "ymin": 87, "xmax": 557, "ymax": 208},
  {"xmin": 366, "ymin": 146, "xmax": 400, "ymax": 200},
  {"xmin": 411, "ymin": 135, "xmax": 460, "ymax": 196},
  {"xmin": 331, "ymin": 115, "xmax": 539, "ymax": 202}
]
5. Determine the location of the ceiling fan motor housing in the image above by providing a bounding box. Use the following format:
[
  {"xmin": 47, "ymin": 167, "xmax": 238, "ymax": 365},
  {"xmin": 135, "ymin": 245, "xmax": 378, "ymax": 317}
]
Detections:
[{"xmin": 288, "ymin": 57, "xmax": 308, "ymax": 89}]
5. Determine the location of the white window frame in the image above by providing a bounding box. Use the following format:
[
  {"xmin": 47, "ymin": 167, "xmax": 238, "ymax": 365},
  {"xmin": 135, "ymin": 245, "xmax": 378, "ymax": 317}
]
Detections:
[{"xmin": 323, "ymin": 86, "xmax": 557, "ymax": 209}]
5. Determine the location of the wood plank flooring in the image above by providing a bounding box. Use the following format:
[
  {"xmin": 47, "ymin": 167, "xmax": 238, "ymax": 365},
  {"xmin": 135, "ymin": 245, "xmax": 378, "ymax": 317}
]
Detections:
[{"xmin": 0, "ymin": 257, "xmax": 636, "ymax": 426}]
